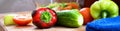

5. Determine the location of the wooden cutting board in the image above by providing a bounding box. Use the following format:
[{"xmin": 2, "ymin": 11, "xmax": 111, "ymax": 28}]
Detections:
[
  {"xmin": 6, "ymin": 25, "xmax": 86, "ymax": 31},
  {"xmin": 0, "ymin": 11, "xmax": 86, "ymax": 31}
]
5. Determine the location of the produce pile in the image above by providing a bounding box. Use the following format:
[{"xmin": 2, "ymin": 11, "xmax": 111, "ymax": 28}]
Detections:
[{"xmin": 3, "ymin": 0, "xmax": 119, "ymax": 31}]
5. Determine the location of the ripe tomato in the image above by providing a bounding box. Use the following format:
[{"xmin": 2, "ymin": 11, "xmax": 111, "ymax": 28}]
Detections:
[
  {"xmin": 13, "ymin": 15, "xmax": 32, "ymax": 26},
  {"xmin": 80, "ymin": 7, "xmax": 94, "ymax": 25}
]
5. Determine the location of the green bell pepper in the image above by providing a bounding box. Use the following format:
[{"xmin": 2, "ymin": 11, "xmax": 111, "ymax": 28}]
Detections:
[{"xmin": 90, "ymin": 0, "xmax": 119, "ymax": 19}]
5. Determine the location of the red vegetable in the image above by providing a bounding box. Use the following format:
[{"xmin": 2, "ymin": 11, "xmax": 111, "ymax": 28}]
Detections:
[
  {"xmin": 80, "ymin": 7, "xmax": 93, "ymax": 25},
  {"xmin": 13, "ymin": 15, "xmax": 32, "ymax": 26},
  {"xmin": 32, "ymin": 8, "xmax": 57, "ymax": 28}
]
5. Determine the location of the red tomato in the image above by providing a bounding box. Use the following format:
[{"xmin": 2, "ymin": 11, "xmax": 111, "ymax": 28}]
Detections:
[
  {"xmin": 13, "ymin": 15, "xmax": 32, "ymax": 26},
  {"xmin": 80, "ymin": 7, "xmax": 94, "ymax": 25}
]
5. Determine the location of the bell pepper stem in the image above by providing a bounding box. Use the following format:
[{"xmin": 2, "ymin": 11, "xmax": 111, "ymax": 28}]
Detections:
[
  {"xmin": 99, "ymin": 0, "xmax": 111, "ymax": 1},
  {"xmin": 40, "ymin": 11, "xmax": 52, "ymax": 23},
  {"xmin": 102, "ymin": 11, "xmax": 107, "ymax": 18}
]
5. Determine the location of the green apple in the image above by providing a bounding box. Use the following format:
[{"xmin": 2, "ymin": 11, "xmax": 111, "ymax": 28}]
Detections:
[
  {"xmin": 90, "ymin": 0, "xmax": 119, "ymax": 19},
  {"xmin": 4, "ymin": 14, "xmax": 17, "ymax": 26}
]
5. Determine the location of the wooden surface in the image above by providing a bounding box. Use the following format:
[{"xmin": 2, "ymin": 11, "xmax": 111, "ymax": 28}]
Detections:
[
  {"xmin": 6, "ymin": 25, "xmax": 86, "ymax": 31},
  {"xmin": 0, "ymin": 11, "xmax": 86, "ymax": 31}
]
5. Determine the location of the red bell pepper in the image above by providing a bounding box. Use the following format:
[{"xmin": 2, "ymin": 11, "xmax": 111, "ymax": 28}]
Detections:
[{"xmin": 32, "ymin": 8, "xmax": 57, "ymax": 28}]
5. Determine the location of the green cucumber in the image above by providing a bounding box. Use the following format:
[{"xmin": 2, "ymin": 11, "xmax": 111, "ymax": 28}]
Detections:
[{"xmin": 56, "ymin": 9, "xmax": 83, "ymax": 27}]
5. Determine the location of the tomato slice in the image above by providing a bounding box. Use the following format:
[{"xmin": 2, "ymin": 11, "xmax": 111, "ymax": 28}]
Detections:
[{"xmin": 13, "ymin": 15, "xmax": 32, "ymax": 26}]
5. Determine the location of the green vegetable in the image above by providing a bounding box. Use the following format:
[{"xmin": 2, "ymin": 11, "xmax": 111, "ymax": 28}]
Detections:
[
  {"xmin": 46, "ymin": 3, "xmax": 60, "ymax": 9},
  {"xmin": 46, "ymin": 3, "xmax": 67, "ymax": 11},
  {"xmin": 90, "ymin": 0, "xmax": 119, "ymax": 19},
  {"xmin": 47, "ymin": 3, "xmax": 79, "ymax": 11},
  {"xmin": 56, "ymin": 9, "xmax": 83, "ymax": 27},
  {"xmin": 4, "ymin": 14, "xmax": 16, "ymax": 26}
]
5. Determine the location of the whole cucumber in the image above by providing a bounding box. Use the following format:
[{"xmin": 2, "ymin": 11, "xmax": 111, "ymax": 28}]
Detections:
[{"xmin": 56, "ymin": 9, "xmax": 83, "ymax": 27}]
